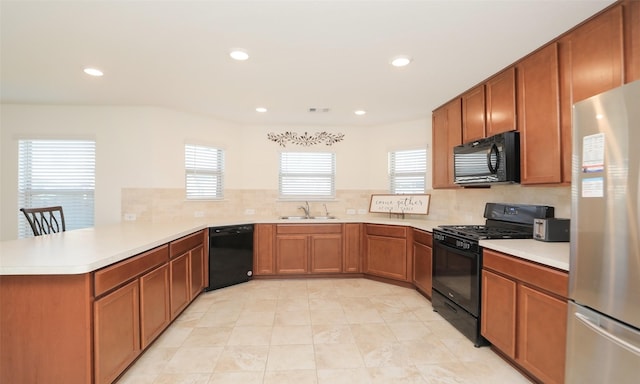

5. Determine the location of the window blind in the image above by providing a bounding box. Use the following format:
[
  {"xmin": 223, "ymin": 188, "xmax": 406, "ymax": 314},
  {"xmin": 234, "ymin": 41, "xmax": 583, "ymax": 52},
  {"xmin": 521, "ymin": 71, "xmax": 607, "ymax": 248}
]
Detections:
[
  {"xmin": 279, "ymin": 152, "xmax": 335, "ymax": 199},
  {"xmin": 185, "ymin": 144, "xmax": 224, "ymax": 199},
  {"xmin": 18, "ymin": 139, "xmax": 96, "ymax": 238},
  {"xmin": 389, "ymin": 149, "xmax": 427, "ymax": 193}
]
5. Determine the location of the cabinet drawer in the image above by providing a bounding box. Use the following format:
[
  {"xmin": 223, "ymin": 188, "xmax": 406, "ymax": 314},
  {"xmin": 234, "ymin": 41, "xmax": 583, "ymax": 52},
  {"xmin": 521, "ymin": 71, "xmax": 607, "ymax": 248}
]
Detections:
[
  {"xmin": 169, "ymin": 230, "xmax": 204, "ymax": 258},
  {"xmin": 483, "ymin": 249, "xmax": 568, "ymax": 298},
  {"xmin": 366, "ymin": 224, "xmax": 406, "ymax": 238},
  {"xmin": 277, "ymin": 224, "xmax": 342, "ymax": 234},
  {"xmin": 413, "ymin": 229, "xmax": 432, "ymax": 247},
  {"xmin": 94, "ymin": 245, "xmax": 169, "ymax": 297}
]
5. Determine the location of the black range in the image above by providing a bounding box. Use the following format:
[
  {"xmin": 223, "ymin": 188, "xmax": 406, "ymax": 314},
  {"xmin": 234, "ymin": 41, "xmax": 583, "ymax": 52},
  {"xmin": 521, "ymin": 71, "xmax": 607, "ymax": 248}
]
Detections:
[{"xmin": 431, "ymin": 203, "xmax": 554, "ymax": 347}]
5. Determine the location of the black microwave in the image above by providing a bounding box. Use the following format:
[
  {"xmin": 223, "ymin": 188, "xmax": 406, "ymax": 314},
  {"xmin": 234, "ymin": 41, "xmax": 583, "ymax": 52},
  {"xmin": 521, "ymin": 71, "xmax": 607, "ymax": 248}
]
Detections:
[{"xmin": 453, "ymin": 131, "xmax": 520, "ymax": 185}]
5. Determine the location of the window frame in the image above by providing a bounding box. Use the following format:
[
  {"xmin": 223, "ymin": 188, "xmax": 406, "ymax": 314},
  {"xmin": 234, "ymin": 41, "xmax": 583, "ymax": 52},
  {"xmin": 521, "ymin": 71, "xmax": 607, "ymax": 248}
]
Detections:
[
  {"xmin": 278, "ymin": 151, "xmax": 336, "ymax": 200},
  {"xmin": 389, "ymin": 148, "xmax": 427, "ymax": 194},
  {"xmin": 185, "ymin": 143, "xmax": 225, "ymax": 200},
  {"xmin": 17, "ymin": 138, "xmax": 96, "ymax": 238}
]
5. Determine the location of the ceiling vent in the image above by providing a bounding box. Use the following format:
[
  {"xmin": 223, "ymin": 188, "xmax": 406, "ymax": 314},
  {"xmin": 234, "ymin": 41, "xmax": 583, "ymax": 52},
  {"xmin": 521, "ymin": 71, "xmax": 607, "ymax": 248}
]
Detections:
[{"xmin": 308, "ymin": 107, "xmax": 330, "ymax": 113}]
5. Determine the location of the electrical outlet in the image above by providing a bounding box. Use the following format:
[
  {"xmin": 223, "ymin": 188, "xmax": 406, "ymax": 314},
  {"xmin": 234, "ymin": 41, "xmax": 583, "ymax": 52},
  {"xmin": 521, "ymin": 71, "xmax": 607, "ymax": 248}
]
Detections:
[
  {"xmin": 357, "ymin": 209, "xmax": 367, "ymax": 215},
  {"xmin": 346, "ymin": 209, "xmax": 356, "ymax": 215},
  {"xmin": 124, "ymin": 213, "xmax": 136, "ymax": 221},
  {"xmin": 244, "ymin": 208, "xmax": 256, "ymax": 215},
  {"xmin": 194, "ymin": 211, "xmax": 205, "ymax": 218}
]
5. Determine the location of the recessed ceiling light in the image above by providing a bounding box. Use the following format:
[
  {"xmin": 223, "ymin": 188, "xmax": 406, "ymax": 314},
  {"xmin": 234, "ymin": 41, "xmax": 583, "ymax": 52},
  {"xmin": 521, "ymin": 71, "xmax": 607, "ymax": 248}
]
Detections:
[
  {"xmin": 390, "ymin": 56, "xmax": 412, "ymax": 67},
  {"xmin": 256, "ymin": 107, "xmax": 267, "ymax": 113},
  {"xmin": 230, "ymin": 50, "xmax": 249, "ymax": 61},
  {"xmin": 83, "ymin": 67, "xmax": 103, "ymax": 77},
  {"xmin": 354, "ymin": 110, "xmax": 366, "ymax": 116}
]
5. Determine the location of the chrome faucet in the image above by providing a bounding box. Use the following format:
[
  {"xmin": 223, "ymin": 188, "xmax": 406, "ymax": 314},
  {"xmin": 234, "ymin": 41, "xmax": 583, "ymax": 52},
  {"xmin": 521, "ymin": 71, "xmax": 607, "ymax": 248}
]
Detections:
[
  {"xmin": 323, "ymin": 203, "xmax": 330, "ymax": 217},
  {"xmin": 299, "ymin": 201, "xmax": 310, "ymax": 218}
]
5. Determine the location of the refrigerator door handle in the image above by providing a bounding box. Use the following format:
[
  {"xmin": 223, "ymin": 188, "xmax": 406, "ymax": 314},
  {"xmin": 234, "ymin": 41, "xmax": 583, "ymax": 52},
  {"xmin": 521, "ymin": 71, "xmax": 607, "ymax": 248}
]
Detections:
[{"xmin": 575, "ymin": 312, "xmax": 640, "ymax": 355}]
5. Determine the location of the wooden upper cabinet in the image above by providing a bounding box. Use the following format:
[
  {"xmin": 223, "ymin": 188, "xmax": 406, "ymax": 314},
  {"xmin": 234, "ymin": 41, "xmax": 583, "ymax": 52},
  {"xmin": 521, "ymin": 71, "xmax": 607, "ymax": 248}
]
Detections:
[
  {"xmin": 432, "ymin": 98, "xmax": 462, "ymax": 189},
  {"xmin": 486, "ymin": 67, "xmax": 517, "ymax": 136},
  {"xmin": 518, "ymin": 43, "xmax": 562, "ymax": 185},
  {"xmin": 559, "ymin": 4, "xmax": 624, "ymax": 184},
  {"xmin": 624, "ymin": 0, "xmax": 640, "ymax": 83},
  {"xmin": 564, "ymin": 5, "xmax": 624, "ymax": 103},
  {"xmin": 462, "ymin": 85, "xmax": 486, "ymax": 142}
]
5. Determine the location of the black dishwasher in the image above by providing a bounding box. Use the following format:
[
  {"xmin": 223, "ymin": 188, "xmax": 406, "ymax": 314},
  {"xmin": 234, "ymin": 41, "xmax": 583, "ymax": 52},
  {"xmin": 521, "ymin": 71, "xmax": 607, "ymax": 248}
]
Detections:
[{"xmin": 206, "ymin": 224, "xmax": 254, "ymax": 291}]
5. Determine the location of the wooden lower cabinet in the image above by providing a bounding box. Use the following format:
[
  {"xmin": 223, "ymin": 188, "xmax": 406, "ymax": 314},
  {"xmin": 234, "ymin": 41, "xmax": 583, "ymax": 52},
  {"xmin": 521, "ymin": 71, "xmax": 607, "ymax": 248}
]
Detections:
[
  {"xmin": 364, "ymin": 224, "xmax": 410, "ymax": 282},
  {"xmin": 310, "ymin": 234, "xmax": 343, "ymax": 273},
  {"xmin": 343, "ymin": 223, "xmax": 362, "ymax": 273},
  {"xmin": 274, "ymin": 224, "xmax": 343, "ymax": 275},
  {"xmin": 170, "ymin": 252, "xmax": 190, "ymax": 319},
  {"xmin": 517, "ymin": 284, "xmax": 568, "ymax": 384},
  {"xmin": 481, "ymin": 269, "xmax": 517, "ymax": 358},
  {"xmin": 94, "ymin": 280, "xmax": 140, "ymax": 384},
  {"xmin": 190, "ymin": 244, "xmax": 205, "ymax": 298},
  {"xmin": 482, "ymin": 249, "xmax": 569, "ymax": 384},
  {"xmin": 254, "ymin": 224, "xmax": 275, "ymax": 275},
  {"xmin": 412, "ymin": 229, "xmax": 432, "ymax": 297},
  {"xmin": 140, "ymin": 264, "xmax": 170, "ymax": 349},
  {"xmin": 0, "ymin": 274, "xmax": 93, "ymax": 384},
  {"xmin": 276, "ymin": 234, "xmax": 309, "ymax": 274}
]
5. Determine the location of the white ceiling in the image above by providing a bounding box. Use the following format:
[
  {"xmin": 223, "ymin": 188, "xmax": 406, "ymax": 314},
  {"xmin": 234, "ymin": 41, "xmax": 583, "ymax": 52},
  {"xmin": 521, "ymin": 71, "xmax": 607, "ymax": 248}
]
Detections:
[{"xmin": 0, "ymin": 0, "xmax": 615, "ymax": 127}]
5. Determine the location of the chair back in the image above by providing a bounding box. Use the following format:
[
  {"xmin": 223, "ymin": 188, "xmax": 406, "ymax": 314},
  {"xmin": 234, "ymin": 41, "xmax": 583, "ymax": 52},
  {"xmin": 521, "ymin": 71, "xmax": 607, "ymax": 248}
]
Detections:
[{"xmin": 20, "ymin": 206, "xmax": 66, "ymax": 236}]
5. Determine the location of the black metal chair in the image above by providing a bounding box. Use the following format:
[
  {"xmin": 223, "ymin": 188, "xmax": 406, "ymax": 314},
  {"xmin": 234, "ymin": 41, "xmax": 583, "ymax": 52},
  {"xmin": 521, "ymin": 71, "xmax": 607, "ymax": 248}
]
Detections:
[{"xmin": 20, "ymin": 206, "xmax": 66, "ymax": 236}]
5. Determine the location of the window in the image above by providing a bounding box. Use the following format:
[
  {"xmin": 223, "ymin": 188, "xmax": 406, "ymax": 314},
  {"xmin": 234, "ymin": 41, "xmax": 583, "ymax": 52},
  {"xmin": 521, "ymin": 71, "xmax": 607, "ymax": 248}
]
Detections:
[
  {"xmin": 185, "ymin": 144, "xmax": 224, "ymax": 199},
  {"xmin": 279, "ymin": 152, "xmax": 335, "ymax": 199},
  {"xmin": 389, "ymin": 149, "xmax": 427, "ymax": 193},
  {"xmin": 18, "ymin": 139, "xmax": 96, "ymax": 238}
]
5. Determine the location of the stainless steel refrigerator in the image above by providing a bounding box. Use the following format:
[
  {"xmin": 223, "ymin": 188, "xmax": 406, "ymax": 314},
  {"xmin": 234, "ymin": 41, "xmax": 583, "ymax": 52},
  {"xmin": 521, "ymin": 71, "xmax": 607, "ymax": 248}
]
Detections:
[{"xmin": 566, "ymin": 80, "xmax": 640, "ymax": 383}]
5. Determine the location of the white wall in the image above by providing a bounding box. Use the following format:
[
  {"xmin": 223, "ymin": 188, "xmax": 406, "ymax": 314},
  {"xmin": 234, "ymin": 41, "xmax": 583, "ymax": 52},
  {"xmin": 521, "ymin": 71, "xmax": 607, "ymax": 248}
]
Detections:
[{"xmin": 0, "ymin": 104, "xmax": 429, "ymax": 240}]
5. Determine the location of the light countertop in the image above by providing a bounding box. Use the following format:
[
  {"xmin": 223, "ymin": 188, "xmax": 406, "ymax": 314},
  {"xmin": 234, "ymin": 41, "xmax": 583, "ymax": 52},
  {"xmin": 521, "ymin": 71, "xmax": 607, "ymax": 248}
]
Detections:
[
  {"xmin": 0, "ymin": 216, "xmax": 569, "ymax": 275},
  {"xmin": 480, "ymin": 239, "xmax": 570, "ymax": 271}
]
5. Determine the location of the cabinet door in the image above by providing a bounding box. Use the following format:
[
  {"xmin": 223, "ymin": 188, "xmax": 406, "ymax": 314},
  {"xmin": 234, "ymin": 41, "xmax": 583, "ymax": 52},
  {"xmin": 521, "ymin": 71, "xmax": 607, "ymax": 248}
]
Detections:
[
  {"xmin": 566, "ymin": 5, "xmax": 624, "ymax": 103},
  {"xmin": 432, "ymin": 98, "xmax": 462, "ymax": 189},
  {"xmin": 94, "ymin": 280, "xmax": 140, "ymax": 384},
  {"xmin": 343, "ymin": 223, "xmax": 361, "ymax": 273},
  {"xmin": 518, "ymin": 43, "xmax": 562, "ymax": 184},
  {"xmin": 462, "ymin": 85, "xmax": 486, "ymax": 142},
  {"xmin": 190, "ymin": 244, "xmax": 205, "ymax": 299},
  {"xmin": 365, "ymin": 235, "xmax": 407, "ymax": 281},
  {"xmin": 517, "ymin": 284, "xmax": 568, "ymax": 384},
  {"xmin": 624, "ymin": 0, "xmax": 640, "ymax": 83},
  {"xmin": 481, "ymin": 269, "xmax": 516, "ymax": 359},
  {"xmin": 413, "ymin": 241, "xmax": 432, "ymax": 297},
  {"xmin": 276, "ymin": 234, "xmax": 308, "ymax": 274},
  {"xmin": 140, "ymin": 264, "xmax": 170, "ymax": 349},
  {"xmin": 170, "ymin": 252, "xmax": 190, "ymax": 319},
  {"xmin": 310, "ymin": 234, "xmax": 343, "ymax": 273},
  {"xmin": 254, "ymin": 224, "xmax": 275, "ymax": 275},
  {"xmin": 486, "ymin": 67, "xmax": 517, "ymax": 136}
]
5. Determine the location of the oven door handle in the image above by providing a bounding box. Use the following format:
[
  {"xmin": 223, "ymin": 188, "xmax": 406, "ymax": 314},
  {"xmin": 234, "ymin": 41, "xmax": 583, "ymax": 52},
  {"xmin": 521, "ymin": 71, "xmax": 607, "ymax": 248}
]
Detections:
[{"xmin": 434, "ymin": 239, "xmax": 478, "ymax": 258}]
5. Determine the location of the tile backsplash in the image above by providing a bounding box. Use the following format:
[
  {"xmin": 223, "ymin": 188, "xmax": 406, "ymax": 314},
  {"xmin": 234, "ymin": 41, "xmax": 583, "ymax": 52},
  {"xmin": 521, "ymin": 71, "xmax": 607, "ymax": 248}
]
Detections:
[{"xmin": 122, "ymin": 185, "xmax": 570, "ymax": 223}]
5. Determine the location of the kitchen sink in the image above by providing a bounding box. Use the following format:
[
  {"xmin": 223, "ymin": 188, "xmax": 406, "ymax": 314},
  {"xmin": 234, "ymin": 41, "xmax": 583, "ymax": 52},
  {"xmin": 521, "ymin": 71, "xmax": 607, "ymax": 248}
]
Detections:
[{"xmin": 279, "ymin": 215, "xmax": 337, "ymax": 220}]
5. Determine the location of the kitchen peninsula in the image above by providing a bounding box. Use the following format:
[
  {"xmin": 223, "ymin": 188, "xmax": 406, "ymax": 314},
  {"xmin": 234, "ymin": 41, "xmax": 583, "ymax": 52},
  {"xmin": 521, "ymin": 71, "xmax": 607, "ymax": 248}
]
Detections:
[{"xmin": 0, "ymin": 217, "xmax": 568, "ymax": 384}]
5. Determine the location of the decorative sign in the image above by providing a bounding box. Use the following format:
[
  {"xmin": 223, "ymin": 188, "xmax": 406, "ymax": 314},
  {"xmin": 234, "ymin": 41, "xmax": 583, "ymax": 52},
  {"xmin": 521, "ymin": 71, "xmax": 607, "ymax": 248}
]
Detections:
[
  {"xmin": 267, "ymin": 131, "xmax": 344, "ymax": 147},
  {"xmin": 369, "ymin": 194, "xmax": 431, "ymax": 215}
]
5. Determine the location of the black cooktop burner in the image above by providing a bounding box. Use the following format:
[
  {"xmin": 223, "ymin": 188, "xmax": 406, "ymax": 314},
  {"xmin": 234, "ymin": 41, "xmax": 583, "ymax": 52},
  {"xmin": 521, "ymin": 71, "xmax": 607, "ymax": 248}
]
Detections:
[
  {"xmin": 437, "ymin": 224, "xmax": 533, "ymax": 240},
  {"xmin": 435, "ymin": 203, "xmax": 555, "ymax": 241}
]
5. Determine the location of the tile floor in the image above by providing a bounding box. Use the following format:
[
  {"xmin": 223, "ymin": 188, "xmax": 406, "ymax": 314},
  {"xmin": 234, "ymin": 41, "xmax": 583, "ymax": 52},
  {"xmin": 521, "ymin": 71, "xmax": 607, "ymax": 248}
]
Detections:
[{"xmin": 117, "ymin": 278, "xmax": 532, "ymax": 384}]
